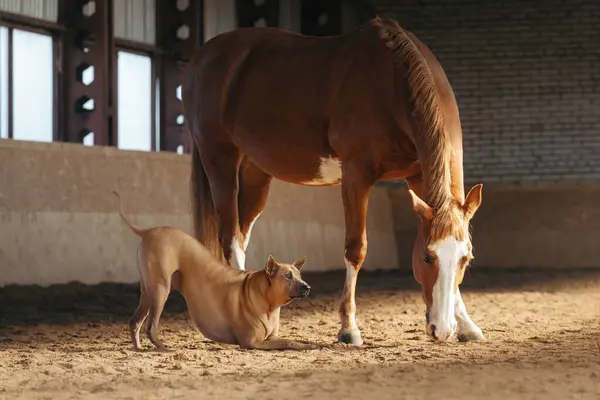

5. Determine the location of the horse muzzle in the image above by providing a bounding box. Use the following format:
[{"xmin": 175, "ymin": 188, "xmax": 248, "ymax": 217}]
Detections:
[{"xmin": 427, "ymin": 320, "xmax": 457, "ymax": 342}]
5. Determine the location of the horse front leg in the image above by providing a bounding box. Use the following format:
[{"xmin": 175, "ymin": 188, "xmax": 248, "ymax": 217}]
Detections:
[
  {"xmin": 337, "ymin": 164, "xmax": 375, "ymax": 346},
  {"xmin": 203, "ymin": 144, "xmax": 244, "ymax": 269},
  {"xmin": 455, "ymin": 288, "xmax": 485, "ymax": 342}
]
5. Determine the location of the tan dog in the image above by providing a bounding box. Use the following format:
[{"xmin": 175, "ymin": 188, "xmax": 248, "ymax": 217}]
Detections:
[{"xmin": 113, "ymin": 191, "xmax": 315, "ymax": 351}]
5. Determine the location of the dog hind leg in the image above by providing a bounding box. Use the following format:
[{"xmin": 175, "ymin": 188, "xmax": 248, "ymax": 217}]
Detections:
[
  {"xmin": 129, "ymin": 283, "xmax": 150, "ymax": 350},
  {"xmin": 144, "ymin": 280, "xmax": 172, "ymax": 352}
]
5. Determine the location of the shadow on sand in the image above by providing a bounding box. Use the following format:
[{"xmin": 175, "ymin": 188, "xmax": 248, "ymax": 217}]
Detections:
[{"xmin": 1, "ymin": 267, "xmax": 600, "ymax": 327}]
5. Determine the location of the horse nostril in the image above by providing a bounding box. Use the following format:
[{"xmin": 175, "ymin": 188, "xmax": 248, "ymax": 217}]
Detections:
[{"xmin": 429, "ymin": 324, "xmax": 437, "ymax": 339}]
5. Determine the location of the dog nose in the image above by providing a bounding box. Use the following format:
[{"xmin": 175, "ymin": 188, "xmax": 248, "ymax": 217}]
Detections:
[{"xmin": 300, "ymin": 283, "xmax": 311, "ymax": 297}]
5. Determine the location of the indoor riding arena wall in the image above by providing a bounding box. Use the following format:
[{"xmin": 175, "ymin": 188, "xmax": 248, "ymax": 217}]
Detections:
[
  {"xmin": 2, "ymin": 139, "xmax": 598, "ymax": 287},
  {"xmin": 0, "ymin": 139, "xmax": 398, "ymax": 286}
]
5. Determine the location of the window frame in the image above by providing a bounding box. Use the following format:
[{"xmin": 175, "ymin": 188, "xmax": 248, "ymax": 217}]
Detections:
[
  {"xmin": 0, "ymin": 12, "xmax": 64, "ymax": 142},
  {"xmin": 114, "ymin": 38, "xmax": 161, "ymax": 152}
]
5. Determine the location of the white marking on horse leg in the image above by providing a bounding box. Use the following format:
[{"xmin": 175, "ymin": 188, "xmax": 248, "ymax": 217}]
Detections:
[
  {"xmin": 428, "ymin": 236, "xmax": 468, "ymax": 341},
  {"xmin": 455, "ymin": 288, "xmax": 485, "ymax": 341},
  {"xmin": 343, "ymin": 257, "xmax": 358, "ymax": 331},
  {"xmin": 301, "ymin": 157, "xmax": 342, "ymax": 186},
  {"xmin": 337, "ymin": 257, "xmax": 363, "ymax": 345},
  {"xmin": 230, "ymin": 238, "xmax": 246, "ymax": 270},
  {"xmin": 243, "ymin": 212, "xmax": 261, "ymax": 251}
]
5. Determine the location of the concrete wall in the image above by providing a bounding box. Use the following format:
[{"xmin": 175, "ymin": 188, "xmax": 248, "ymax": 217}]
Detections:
[
  {"xmin": 390, "ymin": 182, "xmax": 600, "ymax": 270},
  {"xmin": 2, "ymin": 139, "xmax": 599, "ymax": 287},
  {"xmin": 0, "ymin": 140, "xmax": 398, "ymax": 286},
  {"xmin": 371, "ymin": 0, "xmax": 600, "ymax": 184}
]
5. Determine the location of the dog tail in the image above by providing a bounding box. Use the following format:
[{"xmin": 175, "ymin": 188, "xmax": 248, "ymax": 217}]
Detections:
[{"xmin": 112, "ymin": 191, "xmax": 146, "ymax": 236}]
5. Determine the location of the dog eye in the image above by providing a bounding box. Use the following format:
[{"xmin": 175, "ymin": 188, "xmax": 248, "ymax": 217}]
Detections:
[
  {"xmin": 423, "ymin": 253, "xmax": 432, "ymax": 264},
  {"xmin": 285, "ymin": 272, "xmax": 292, "ymax": 280}
]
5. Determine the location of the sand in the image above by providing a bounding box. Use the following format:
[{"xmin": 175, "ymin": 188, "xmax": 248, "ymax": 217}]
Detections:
[{"xmin": 1, "ymin": 268, "xmax": 599, "ymax": 399}]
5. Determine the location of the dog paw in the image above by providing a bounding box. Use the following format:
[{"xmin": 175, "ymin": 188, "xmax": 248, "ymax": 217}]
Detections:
[
  {"xmin": 457, "ymin": 329, "xmax": 486, "ymax": 342},
  {"xmin": 337, "ymin": 330, "xmax": 364, "ymax": 346},
  {"xmin": 299, "ymin": 343, "xmax": 320, "ymax": 350},
  {"xmin": 155, "ymin": 347, "xmax": 175, "ymax": 353}
]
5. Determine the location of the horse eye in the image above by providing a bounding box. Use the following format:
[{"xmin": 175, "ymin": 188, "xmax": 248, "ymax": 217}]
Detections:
[
  {"xmin": 423, "ymin": 254, "xmax": 432, "ymax": 264},
  {"xmin": 286, "ymin": 272, "xmax": 293, "ymax": 279}
]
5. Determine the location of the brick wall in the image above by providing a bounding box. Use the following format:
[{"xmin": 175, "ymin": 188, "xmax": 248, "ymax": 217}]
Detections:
[{"xmin": 369, "ymin": 0, "xmax": 600, "ymax": 184}]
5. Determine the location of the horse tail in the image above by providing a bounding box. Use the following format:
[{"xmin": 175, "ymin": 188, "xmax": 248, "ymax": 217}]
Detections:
[
  {"xmin": 112, "ymin": 191, "xmax": 146, "ymax": 237},
  {"xmin": 190, "ymin": 142, "xmax": 225, "ymax": 262}
]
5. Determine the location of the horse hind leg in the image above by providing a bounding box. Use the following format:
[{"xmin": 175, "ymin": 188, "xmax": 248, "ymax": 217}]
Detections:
[
  {"xmin": 202, "ymin": 143, "xmax": 244, "ymax": 269},
  {"xmin": 237, "ymin": 158, "xmax": 273, "ymax": 268}
]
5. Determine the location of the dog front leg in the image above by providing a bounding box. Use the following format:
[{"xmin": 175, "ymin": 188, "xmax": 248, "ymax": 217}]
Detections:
[
  {"xmin": 240, "ymin": 337, "xmax": 318, "ymax": 351},
  {"xmin": 268, "ymin": 308, "xmax": 281, "ymax": 338}
]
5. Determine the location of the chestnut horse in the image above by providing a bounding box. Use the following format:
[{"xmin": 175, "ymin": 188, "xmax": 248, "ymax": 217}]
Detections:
[{"xmin": 181, "ymin": 17, "xmax": 485, "ymax": 345}]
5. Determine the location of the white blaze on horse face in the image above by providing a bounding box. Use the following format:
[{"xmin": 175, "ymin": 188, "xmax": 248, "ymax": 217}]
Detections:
[
  {"xmin": 428, "ymin": 235, "xmax": 468, "ymax": 341},
  {"xmin": 301, "ymin": 157, "xmax": 342, "ymax": 186},
  {"xmin": 231, "ymin": 239, "xmax": 246, "ymax": 270}
]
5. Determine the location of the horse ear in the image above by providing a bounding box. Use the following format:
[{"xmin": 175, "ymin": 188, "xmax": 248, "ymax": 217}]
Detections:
[
  {"xmin": 408, "ymin": 190, "xmax": 433, "ymax": 221},
  {"xmin": 463, "ymin": 184, "xmax": 483, "ymax": 219},
  {"xmin": 293, "ymin": 256, "xmax": 307, "ymax": 271},
  {"xmin": 265, "ymin": 254, "xmax": 279, "ymax": 277}
]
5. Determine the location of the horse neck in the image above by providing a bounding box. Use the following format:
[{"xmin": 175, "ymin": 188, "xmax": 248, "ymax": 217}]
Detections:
[
  {"xmin": 420, "ymin": 135, "xmax": 465, "ymax": 209},
  {"xmin": 448, "ymin": 145, "xmax": 466, "ymax": 204}
]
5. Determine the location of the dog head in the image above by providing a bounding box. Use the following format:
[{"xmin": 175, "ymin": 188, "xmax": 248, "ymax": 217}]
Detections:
[{"xmin": 264, "ymin": 254, "xmax": 310, "ymax": 305}]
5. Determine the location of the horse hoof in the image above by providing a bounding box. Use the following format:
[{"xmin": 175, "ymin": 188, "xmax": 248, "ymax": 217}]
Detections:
[
  {"xmin": 457, "ymin": 330, "xmax": 486, "ymax": 342},
  {"xmin": 337, "ymin": 330, "xmax": 364, "ymax": 346}
]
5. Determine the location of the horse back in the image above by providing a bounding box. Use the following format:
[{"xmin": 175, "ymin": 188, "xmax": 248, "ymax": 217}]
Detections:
[{"xmin": 183, "ymin": 26, "xmax": 394, "ymax": 147}]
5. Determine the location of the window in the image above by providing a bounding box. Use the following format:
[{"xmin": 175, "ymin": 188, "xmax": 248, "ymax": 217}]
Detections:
[
  {"xmin": 155, "ymin": 77, "xmax": 160, "ymax": 150},
  {"xmin": 12, "ymin": 29, "xmax": 54, "ymax": 142},
  {"xmin": 0, "ymin": 27, "xmax": 8, "ymax": 139},
  {"xmin": 117, "ymin": 51, "xmax": 152, "ymax": 151}
]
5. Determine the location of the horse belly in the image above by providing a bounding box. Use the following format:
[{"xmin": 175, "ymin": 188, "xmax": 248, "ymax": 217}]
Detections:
[
  {"xmin": 296, "ymin": 155, "xmax": 343, "ymax": 186},
  {"xmin": 227, "ymin": 44, "xmax": 342, "ymax": 186},
  {"xmin": 239, "ymin": 139, "xmax": 343, "ymax": 187}
]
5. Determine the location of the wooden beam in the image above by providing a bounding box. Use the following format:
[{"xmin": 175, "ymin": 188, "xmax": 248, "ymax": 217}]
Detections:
[
  {"xmin": 300, "ymin": 0, "xmax": 342, "ymax": 36},
  {"xmin": 236, "ymin": 0, "xmax": 280, "ymax": 28},
  {"xmin": 155, "ymin": 0, "xmax": 203, "ymax": 153},
  {"xmin": 57, "ymin": 0, "xmax": 115, "ymax": 146}
]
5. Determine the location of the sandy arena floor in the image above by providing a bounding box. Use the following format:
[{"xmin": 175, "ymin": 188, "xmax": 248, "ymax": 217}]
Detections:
[{"xmin": 1, "ymin": 268, "xmax": 599, "ymax": 400}]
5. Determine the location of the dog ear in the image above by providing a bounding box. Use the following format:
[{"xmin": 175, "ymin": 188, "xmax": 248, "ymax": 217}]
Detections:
[
  {"xmin": 293, "ymin": 256, "xmax": 307, "ymax": 271},
  {"xmin": 265, "ymin": 254, "xmax": 279, "ymax": 277}
]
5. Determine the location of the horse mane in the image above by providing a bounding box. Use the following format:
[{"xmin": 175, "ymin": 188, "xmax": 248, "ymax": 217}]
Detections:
[{"xmin": 372, "ymin": 17, "xmax": 464, "ymax": 240}]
